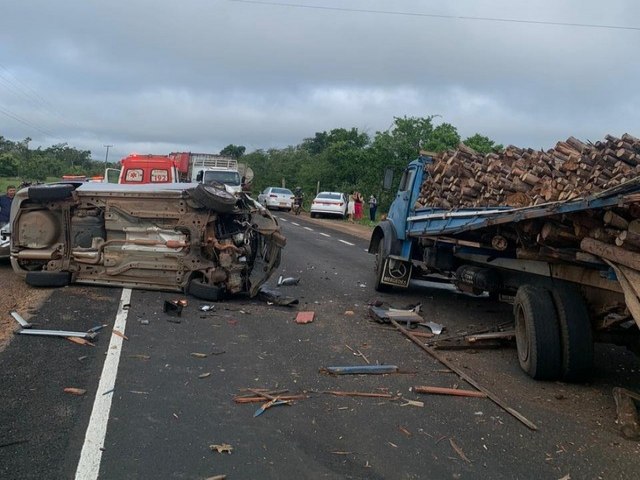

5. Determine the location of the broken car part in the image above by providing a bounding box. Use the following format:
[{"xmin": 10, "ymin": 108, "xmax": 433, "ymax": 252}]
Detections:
[
  {"xmin": 257, "ymin": 286, "xmax": 299, "ymax": 306},
  {"xmin": 277, "ymin": 276, "xmax": 300, "ymax": 286},
  {"xmin": 16, "ymin": 329, "xmax": 97, "ymax": 340},
  {"xmin": 164, "ymin": 300, "xmax": 183, "ymax": 316},
  {"xmin": 321, "ymin": 365, "xmax": 399, "ymax": 375},
  {"xmin": 10, "ymin": 311, "xmax": 32, "ymax": 329}
]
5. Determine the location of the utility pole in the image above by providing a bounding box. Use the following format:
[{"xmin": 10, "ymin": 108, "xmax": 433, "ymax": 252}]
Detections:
[{"xmin": 103, "ymin": 144, "xmax": 113, "ymax": 170}]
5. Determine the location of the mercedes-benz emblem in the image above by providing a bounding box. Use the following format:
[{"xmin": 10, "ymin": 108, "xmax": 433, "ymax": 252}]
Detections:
[{"xmin": 388, "ymin": 262, "xmax": 407, "ymax": 279}]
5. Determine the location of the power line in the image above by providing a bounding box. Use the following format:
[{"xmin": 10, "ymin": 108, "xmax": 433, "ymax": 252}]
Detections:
[
  {"xmin": 226, "ymin": 0, "xmax": 640, "ymax": 31},
  {"xmin": 0, "ymin": 105, "xmax": 55, "ymax": 137}
]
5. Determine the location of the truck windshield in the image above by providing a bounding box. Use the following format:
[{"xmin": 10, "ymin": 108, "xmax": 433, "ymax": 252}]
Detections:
[{"xmin": 203, "ymin": 171, "xmax": 241, "ymax": 185}]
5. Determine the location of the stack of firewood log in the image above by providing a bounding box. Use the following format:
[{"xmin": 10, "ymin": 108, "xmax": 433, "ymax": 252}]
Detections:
[{"xmin": 417, "ymin": 133, "xmax": 640, "ymax": 209}]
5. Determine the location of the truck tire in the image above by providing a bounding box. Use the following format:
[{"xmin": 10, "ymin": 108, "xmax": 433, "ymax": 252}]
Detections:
[
  {"xmin": 374, "ymin": 240, "xmax": 391, "ymax": 292},
  {"xmin": 513, "ymin": 285, "xmax": 562, "ymax": 380},
  {"xmin": 551, "ymin": 287, "xmax": 594, "ymax": 382},
  {"xmin": 25, "ymin": 271, "xmax": 72, "ymax": 287},
  {"xmin": 28, "ymin": 184, "xmax": 74, "ymax": 202},
  {"xmin": 188, "ymin": 183, "xmax": 237, "ymax": 213},
  {"xmin": 187, "ymin": 278, "xmax": 224, "ymax": 301}
]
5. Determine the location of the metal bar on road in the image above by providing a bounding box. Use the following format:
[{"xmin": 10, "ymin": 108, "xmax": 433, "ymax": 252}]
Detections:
[{"xmin": 390, "ymin": 318, "xmax": 538, "ymax": 431}]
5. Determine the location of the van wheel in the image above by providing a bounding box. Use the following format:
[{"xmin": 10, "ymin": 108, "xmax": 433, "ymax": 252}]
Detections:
[
  {"xmin": 551, "ymin": 287, "xmax": 594, "ymax": 382},
  {"xmin": 25, "ymin": 271, "xmax": 72, "ymax": 287},
  {"xmin": 374, "ymin": 240, "xmax": 391, "ymax": 292},
  {"xmin": 189, "ymin": 183, "xmax": 237, "ymax": 213},
  {"xmin": 187, "ymin": 278, "xmax": 224, "ymax": 301},
  {"xmin": 28, "ymin": 184, "xmax": 74, "ymax": 202},
  {"xmin": 513, "ymin": 285, "xmax": 561, "ymax": 380}
]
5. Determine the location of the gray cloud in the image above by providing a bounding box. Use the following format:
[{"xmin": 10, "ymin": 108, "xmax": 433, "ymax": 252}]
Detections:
[{"xmin": 1, "ymin": 0, "xmax": 639, "ymax": 162}]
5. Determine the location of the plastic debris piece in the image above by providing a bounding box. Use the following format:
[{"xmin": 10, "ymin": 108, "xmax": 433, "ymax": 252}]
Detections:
[
  {"xmin": 191, "ymin": 352, "xmax": 208, "ymax": 358},
  {"xmin": 163, "ymin": 300, "xmax": 183, "ymax": 316},
  {"xmin": 277, "ymin": 276, "xmax": 300, "ymax": 286},
  {"xmin": 295, "ymin": 311, "xmax": 315, "ymax": 324},
  {"xmin": 199, "ymin": 305, "xmax": 215, "ymax": 312},
  {"xmin": 344, "ymin": 310, "xmax": 355, "ymax": 316},
  {"xmin": 258, "ymin": 286, "xmax": 299, "ymax": 306},
  {"xmin": 140, "ymin": 319, "xmax": 149, "ymax": 325},
  {"xmin": 204, "ymin": 476, "xmax": 227, "ymax": 480},
  {"xmin": 64, "ymin": 387, "xmax": 87, "ymax": 396},
  {"xmin": 199, "ymin": 372, "xmax": 212, "ymax": 379},
  {"xmin": 209, "ymin": 444, "xmax": 233, "ymax": 454},
  {"xmin": 420, "ymin": 321, "xmax": 445, "ymax": 335}
]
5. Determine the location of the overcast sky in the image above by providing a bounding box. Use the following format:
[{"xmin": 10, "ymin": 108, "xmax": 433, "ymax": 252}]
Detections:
[{"xmin": 1, "ymin": 0, "xmax": 639, "ymax": 162}]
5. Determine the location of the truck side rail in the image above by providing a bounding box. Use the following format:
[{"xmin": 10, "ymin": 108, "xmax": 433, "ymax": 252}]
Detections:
[{"xmin": 407, "ymin": 177, "xmax": 640, "ymax": 237}]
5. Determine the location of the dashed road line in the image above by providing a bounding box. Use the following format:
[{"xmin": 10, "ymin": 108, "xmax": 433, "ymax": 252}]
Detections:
[
  {"xmin": 291, "ymin": 222, "xmax": 300, "ymax": 226},
  {"xmin": 339, "ymin": 239, "xmax": 355, "ymax": 246},
  {"xmin": 303, "ymin": 226, "xmax": 313, "ymax": 231},
  {"xmin": 75, "ymin": 289, "xmax": 131, "ymax": 480},
  {"xmin": 319, "ymin": 232, "xmax": 331, "ymax": 237}
]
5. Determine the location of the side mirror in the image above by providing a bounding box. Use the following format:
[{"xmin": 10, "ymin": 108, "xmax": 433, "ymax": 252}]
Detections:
[{"xmin": 196, "ymin": 171, "xmax": 203, "ymax": 182}]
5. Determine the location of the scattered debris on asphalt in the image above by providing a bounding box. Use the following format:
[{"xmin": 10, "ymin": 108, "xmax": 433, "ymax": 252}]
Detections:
[
  {"xmin": 345, "ymin": 344, "xmax": 370, "ymax": 364},
  {"xmin": 344, "ymin": 310, "xmax": 355, "ymax": 316},
  {"xmin": 465, "ymin": 331, "xmax": 515, "ymax": 343},
  {"xmin": 64, "ymin": 387, "xmax": 87, "ymax": 396},
  {"xmin": 258, "ymin": 286, "xmax": 299, "ymax": 306},
  {"xmin": 295, "ymin": 311, "xmax": 315, "ymax": 324},
  {"xmin": 191, "ymin": 352, "xmax": 208, "ymax": 358},
  {"xmin": 320, "ymin": 365, "xmax": 399, "ymax": 375},
  {"xmin": 411, "ymin": 385, "xmax": 487, "ymax": 398},
  {"xmin": 277, "ymin": 275, "xmax": 300, "ymax": 286},
  {"xmin": 234, "ymin": 394, "xmax": 307, "ymax": 404},
  {"xmin": 419, "ymin": 321, "xmax": 445, "ymax": 335},
  {"xmin": 199, "ymin": 373, "xmax": 212, "ymax": 379},
  {"xmin": 254, "ymin": 398, "xmax": 291, "ymax": 417},
  {"xmin": 204, "ymin": 475, "xmax": 227, "ymax": 480},
  {"xmin": 449, "ymin": 438, "xmax": 471, "ymax": 463},
  {"xmin": 87, "ymin": 324, "xmax": 108, "ymax": 334},
  {"xmin": 400, "ymin": 399, "xmax": 424, "ymax": 408},
  {"xmin": 112, "ymin": 329, "xmax": 128, "ymax": 341},
  {"xmin": 390, "ymin": 318, "xmax": 538, "ymax": 431},
  {"xmin": 323, "ymin": 391, "xmax": 394, "ymax": 399},
  {"xmin": 613, "ymin": 387, "xmax": 640, "ymax": 439},
  {"xmin": 369, "ymin": 305, "xmax": 424, "ymax": 326},
  {"xmin": 398, "ymin": 426, "xmax": 412, "ymax": 436},
  {"xmin": 67, "ymin": 337, "xmax": 95, "ymax": 347},
  {"xmin": 199, "ymin": 305, "xmax": 215, "ymax": 312},
  {"xmin": 163, "ymin": 299, "xmax": 183, "ymax": 316},
  {"xmin": 129, "ymin": 354, "xmax": 150, "ymax": 360},
  {"xmin": 209, "ymin": 444, "xmax": 233, "ymax": 454}
]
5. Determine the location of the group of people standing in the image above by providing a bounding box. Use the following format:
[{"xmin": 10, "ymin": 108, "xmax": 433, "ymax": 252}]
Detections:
[{"xmin": 347, "ymin": 191, "xmax": 377, "ymax": 222}]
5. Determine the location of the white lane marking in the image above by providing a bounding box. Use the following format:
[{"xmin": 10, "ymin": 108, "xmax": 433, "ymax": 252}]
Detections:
[
  {"xmin": 75, "ymin": 288, "xmax": 132, "ymax": 480},
  {"xmin": 339, "ymin": 239, "xmax": 355, "ymax": 246},
  {"xmin": 319, "ymin": 233, "xmax": 331, "ymax": 237},
  {"xmin": 291, "ymin": 222, "xmax": 300, "ymax": 226},
  {"xmin": 303, "ymin": 227, "xmax": 313, "ymax": 231}
]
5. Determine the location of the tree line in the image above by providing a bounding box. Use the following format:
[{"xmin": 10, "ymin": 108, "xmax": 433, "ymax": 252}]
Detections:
[
  {"xmin": 1, "ymin": 115, "xmax": 502, "ymax": 210},
  {"xmin": 0, "ymin": 136, "xmax": 101, "ymax": 181},
  {"xmin": 236, "ymin": 115, "xmax": 502, "ymax": 210}
]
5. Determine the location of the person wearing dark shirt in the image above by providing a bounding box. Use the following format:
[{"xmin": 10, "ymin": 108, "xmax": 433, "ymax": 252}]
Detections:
[{"xmin": 0, "ymin": 185, "xmax": 16, "ymax": 228}]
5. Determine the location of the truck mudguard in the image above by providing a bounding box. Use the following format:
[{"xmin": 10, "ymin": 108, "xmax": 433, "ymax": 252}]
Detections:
[{"xmin": 368, "ymin": 219, "xmax": 401, "ymax": 257}]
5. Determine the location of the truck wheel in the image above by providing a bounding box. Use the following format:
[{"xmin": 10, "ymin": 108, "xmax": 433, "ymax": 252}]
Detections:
[
  {"xmin": 189, "ymin": 183, "xmax": 237, "ymax": 213},
  {"xmin": 513, "ymin": 285, "xmax": 562, "ymax": 380},
  {"xmin": 25, "ymin": 271, "xmax": 72, "ymax": 287},
  {"xmin": 28, "ymin": 184, "xmax": 74, "ymax": 202},
  {"xmin": 187, "ymin": 278, "xmax": 224, "ymax": 301},
  {"xmin": 551, "ymin": 287, "xmax": 594, "ymax": 382},
  {"xmin": 374, "ymin": 241, "xmax": 391, "ymax": 292}
]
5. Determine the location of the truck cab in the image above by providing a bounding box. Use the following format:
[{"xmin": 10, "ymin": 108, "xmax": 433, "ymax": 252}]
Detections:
[{"xmin": 118, "ymin": 154, "xmax": 179, "ymax": 184}]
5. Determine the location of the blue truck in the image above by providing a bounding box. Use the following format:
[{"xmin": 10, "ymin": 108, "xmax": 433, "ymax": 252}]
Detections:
[{"xmin": 369, "ymin": 154, "xmax": 640, "ymax": 382}]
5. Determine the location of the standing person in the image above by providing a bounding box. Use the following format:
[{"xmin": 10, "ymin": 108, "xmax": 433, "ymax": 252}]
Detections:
[
  {"xmin": 354, "ymin": 191, "xmax": 363, "ymax": 220},
  {"xmin": 368, "ymin": 194, "xmax": 378, "ymax": 221},
  {"xmin": 0, "ymin": 185, "xmax": 16, "ymax": 228},
  {"xmin": 347, "ymin": 192, "xmax": 355, "ymax": 222}
]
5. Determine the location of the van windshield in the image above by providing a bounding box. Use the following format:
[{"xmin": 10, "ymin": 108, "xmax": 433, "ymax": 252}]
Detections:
[{"xmin": 203, "ymin": 170, "xmax": 241, "ymax": 185}]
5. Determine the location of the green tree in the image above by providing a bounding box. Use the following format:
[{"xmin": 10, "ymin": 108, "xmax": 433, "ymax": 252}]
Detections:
[
  {"xmin": 220, "ymin": 144, "xmax": 246, "ymax": 159},
  {"xmin": 463, "ymin": 134, "xmax": 503, "ymax": 154}
]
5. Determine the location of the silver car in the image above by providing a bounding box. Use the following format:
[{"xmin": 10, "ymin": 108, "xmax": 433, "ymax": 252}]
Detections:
[
  {"xmin": 0, "ymin": 223, "xmax": 10, "ymax": 260},
  {"xmin": 257, "ymin": 187, "xmax": 294, "ymax": 211},
  {"xmin": 10, "ymin": 182, "xmax": 285, "ymax": 300}
]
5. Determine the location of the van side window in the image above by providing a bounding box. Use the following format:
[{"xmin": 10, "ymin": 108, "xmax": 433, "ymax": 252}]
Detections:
[
  {"xmin": 151, "ymin": 169, "xmax": 169, "ymax": 183},
  {"xmin": 398, "ymin": 167, "xmax": 416, "ymax": 192}
]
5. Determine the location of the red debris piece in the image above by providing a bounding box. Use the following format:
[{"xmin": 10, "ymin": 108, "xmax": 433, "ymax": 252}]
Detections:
[{"xmin": 295, "ymin": 311, "xmax": 315, "ymax": 324}]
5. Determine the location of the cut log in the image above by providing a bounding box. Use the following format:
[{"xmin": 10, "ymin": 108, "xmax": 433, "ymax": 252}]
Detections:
[{"xmin": 580, "ymin": 238, "xmax": 640, "ymax": 270}]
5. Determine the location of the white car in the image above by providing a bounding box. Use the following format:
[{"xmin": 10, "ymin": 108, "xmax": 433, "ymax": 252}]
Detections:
[
  {"xmin": 310, "ymin": 192, "xmax": 348, "ymax": 219},
  {"xmin": 257, "ymin": 187, "xmax": 294, "ymax": 211}
]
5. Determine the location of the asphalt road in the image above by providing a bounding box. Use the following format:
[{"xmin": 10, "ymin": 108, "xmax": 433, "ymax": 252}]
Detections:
[{"xmin": 1, "ymin": 213, "xmax": 639, "ymax": 479}]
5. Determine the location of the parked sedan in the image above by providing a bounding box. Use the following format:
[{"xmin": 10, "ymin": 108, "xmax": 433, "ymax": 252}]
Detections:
[
  {"xmin": 257, "ymin": 187, "xmax": 294, "ymax": 211},
  {"xmin": 10, "ymin": 182, "xmax": 285, "ymax": 300},
  {"xmin": 310, "ymin": 192, "xmax": 348, "ymax": 219}
]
